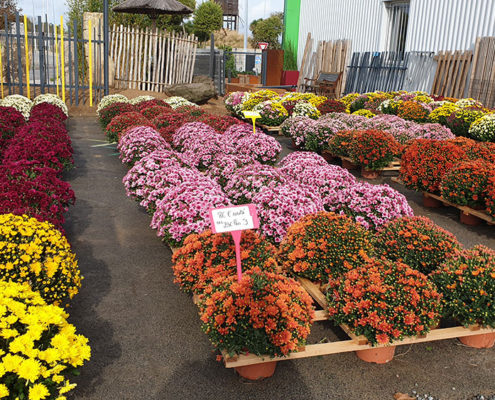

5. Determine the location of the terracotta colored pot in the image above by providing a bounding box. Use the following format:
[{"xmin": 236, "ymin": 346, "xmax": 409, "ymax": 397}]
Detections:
[
  {"xmin": 291, "ymin": 138, "xmax": 300, "ymax": 150},
  {"xmin": 423, "ymin": 193, "xmax": 442, "ymax": 208},
  {"xmin": 342, "ymin": 158, "xmax": 358, "ymax": 170},
  {"xmin": 460, "ymin": 211, "xmax": 482, "ymax": 226},
  {"xmin": 459, "ymin": 332, "xmax": 495, "ymax": 348},
  {"xmin": 321, "ymin": 150, "xmax": 334, "ymax": 162},
  {"xmin": 361, "ymin": 168, "xmax": 381, "ymax": 180},
  {"xmin": 235, "ymin": 361, "xmax": 277, "ymax": 380},
  {"xmin": 230, "ymin": 77, "xmax": 240, "ymax": 83},
  {"xmin": 356, "ymin": 346, "xmax": 396, "ymax": 364}
]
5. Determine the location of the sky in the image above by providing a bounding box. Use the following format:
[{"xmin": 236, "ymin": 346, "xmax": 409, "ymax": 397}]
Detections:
[{"xmin": 18, "ymin": 0, "xmax": 285, "ymax": 29}]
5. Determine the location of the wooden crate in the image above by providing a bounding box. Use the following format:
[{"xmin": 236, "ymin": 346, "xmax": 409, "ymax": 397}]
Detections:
[
  {"xmin": 257, "ymin": 123, "xmax": 282, "ymax": 136},
  {"xmin": 340, "ymin": 156, "xmax": 401, "ymax": 172}
]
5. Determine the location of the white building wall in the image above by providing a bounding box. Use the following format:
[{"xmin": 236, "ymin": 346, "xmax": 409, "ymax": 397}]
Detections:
[
  {"xmin": 297, "ymin": 0, "xmax": 386, "ymax": 64},
  {"xmin": 297, "ymin": 0, "xmax": 495, "ymax": 65},
  {"xmin": 406, "ymin": 0, "xmax": 495, "ymax": 52}
]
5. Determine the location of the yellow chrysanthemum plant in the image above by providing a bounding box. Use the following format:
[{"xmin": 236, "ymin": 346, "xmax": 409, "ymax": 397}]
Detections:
[
  {"xmin": 0, "ymin": 214, "xmax": 82, "ymax": 306},
  {"xmin": 0, "ymin": 280, "xmax": 91, "ymax": 400}
]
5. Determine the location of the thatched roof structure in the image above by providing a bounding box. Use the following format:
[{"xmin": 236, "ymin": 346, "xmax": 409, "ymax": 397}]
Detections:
[{"xmin": 113, "ymin": 0, "xmax": 193, "ymax": 16}]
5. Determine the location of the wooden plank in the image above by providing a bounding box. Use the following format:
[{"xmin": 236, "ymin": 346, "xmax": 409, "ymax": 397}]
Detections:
[
  {"xmin": 189, "ymin": 36, "xmax": 198, "ymax": 84},
  {"xmin": 297, "ymin": 33, "xmax": 312, "ymax": 91},
  {"xmin": 141, "ymin": 27, "xmax": 149, "ymax": 91},
  {"xmin": 449, "ymin": 50, "xmax": 461, "ymax": 97},
  {"xmin": 165, "ymin": 32, "xmax": 171, "ymax": 85},
  {"xmin": 297, "ymin": 277, "xmax": 327, "ymax": 308},
  {"xmin": 483, "ymin": 37, "xmax": 495, "ymax": 107},
  {"xmin": 223, "ymin": 325, "xmax": 495, "ymax": 368},
  {"xmin": 468, "ymin": 37, "xmax": 482, "ymax": 99},
  {"xmin": 457, "ymin": 51, "xmax": 472, "ymax": 98}
]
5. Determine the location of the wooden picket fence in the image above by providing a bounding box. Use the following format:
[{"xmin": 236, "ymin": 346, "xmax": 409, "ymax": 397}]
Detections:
[
  {"xmin": 431, "ymin": 50, "xmax": 473, "ymax": 98},
  {"xmin": 297, "ymin": 34, "xmax": 351, "ymax": 97},
  {"xmin": 110, "ymin": 25, "xmax": 198, "ymax": 91},
  {"xmin": 468, "ymin": 36, "xmax": 495, "ymax": 108}
]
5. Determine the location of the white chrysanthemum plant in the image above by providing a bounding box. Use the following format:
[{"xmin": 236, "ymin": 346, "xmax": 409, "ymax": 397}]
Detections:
[
  {"xmin": 33, "ymin": 93, "xmax": 69, "ymax": 116},
  {"xmin": 163, "ymin": 96, "xmax": 197, "ymax": 109},
  {"xmin": 469, "ymin": 113, "xmax": 495, "ymax": 142},
  {"xmin": 96, "ymin": 94, "xmax": 129, "ymax": 116},
  {"xmin": 1, "ymin": 94, "xmax": 33, "ymax": 119},
  {"xmin": 129, "ymin": 95, "xmax": 156, "ymax": 105}
]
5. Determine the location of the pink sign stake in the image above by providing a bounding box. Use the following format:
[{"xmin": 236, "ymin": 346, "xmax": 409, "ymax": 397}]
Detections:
[
  {"xmin": 231, "ymin": 230, "xmax": 243, "ymax": 282},
  {"xmin": 209, "ymin": 204, "xmax": 259, "ymax": 282}
]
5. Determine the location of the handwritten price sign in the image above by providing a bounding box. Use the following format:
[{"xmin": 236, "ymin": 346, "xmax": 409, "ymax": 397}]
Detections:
[{"xmin": 209, "ymin": 204, "xmax": 259, "ymax": 282}]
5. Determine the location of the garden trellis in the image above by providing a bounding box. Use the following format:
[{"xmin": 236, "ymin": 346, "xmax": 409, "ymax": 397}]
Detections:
[
  {"xmin": 0, "ymin": 12, "xmax": 105, "ymax": 105},
  {"xmin": 109, "ymin": 24, "xmax": 198, "ymax": 91}
]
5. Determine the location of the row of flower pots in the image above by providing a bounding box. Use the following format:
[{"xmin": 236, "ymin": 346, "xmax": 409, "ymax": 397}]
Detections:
[{"xmin": 0, "ymin": 94, "xmax": 91, "ymax": 398}]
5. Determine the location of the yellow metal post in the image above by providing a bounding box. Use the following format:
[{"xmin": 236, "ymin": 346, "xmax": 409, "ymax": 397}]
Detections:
[
  {"xmin": 23, "ymin": 15, "xmax": 30, "ymax": 98},
  {"xmin": 55, "ymin": 26, "xmax": 59, "ymax": 97},
  {"xmin": 60, "ymin": 16, "xmax": 66, "ymax": 102},
  {"xmin": 0, "ymin": 45, "xmax": 4, "ymax": 99},
  {"xmin": 88, "ymin": 19, "xmax": 93, "ymax": 107}
]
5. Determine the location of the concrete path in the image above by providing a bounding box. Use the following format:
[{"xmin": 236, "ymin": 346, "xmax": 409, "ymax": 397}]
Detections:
[{"xmin": 65, "ymin": 117, "xmax": 494, "ymax": 400}]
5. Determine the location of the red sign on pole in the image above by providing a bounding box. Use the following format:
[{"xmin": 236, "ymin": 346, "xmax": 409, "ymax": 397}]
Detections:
[{"xmin": 258, "ymin": 42, "xmax": 268, "ymax": 51}]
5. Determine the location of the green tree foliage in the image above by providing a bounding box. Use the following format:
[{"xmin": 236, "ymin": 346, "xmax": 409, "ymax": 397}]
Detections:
[
  {"xmin": 250, "ymin": 12, "xmax": 283, "ymax": 49},
  {"xmin": 193, "ymin": 1, "xmax": 223, "ymax": 42},
  {"xmin": 0, "ymin": 0, "xmax": 20, "ymax": 23}
]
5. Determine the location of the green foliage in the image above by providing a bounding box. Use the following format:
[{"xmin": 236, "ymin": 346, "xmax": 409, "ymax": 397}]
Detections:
[
  {"xmin": 0, "ymin": 0, "xmax": 20, "ymax": 23},
  {"xmin": 219, "ymin": 45, "xmax": 237, "ymax": 78},
  {"xmin": 283, "ymin": 40, "xmax": 298, "ymax": 70},
  {"xmin": 250, "ymin": 12, "xmax": 283, "ymax": 49},
  {"xmin": 193, "ymin": 1, "xmax": 223, "ymax": 42}
]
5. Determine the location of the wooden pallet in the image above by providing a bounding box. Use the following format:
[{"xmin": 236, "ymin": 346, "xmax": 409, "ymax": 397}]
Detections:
[
  {"xmin": 424, "ymin": 192, "xmax": 495, "ymax": 226},
  {"xmin": 390, "ymin": 178, "xmax": 495, "ymax": 226},
  {"xmin": 222, "ymin": 277, "xmax": 494, "ymax": 368},
  {"xmin": 257, "ymin": 123, "xmax": 282, "ymax": 136},
  {"xmin": 169, "ymin": 244, "xmax": 495, "ymax": 369},
  {"xmin": 340, "ymin": 156, "xmax": 401, "ymax": 172}
]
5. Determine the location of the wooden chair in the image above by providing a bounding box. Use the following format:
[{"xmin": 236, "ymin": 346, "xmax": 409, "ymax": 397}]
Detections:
[{"xmin": 303, "ymin": 71, "xmax": 342, "ymax": 98}]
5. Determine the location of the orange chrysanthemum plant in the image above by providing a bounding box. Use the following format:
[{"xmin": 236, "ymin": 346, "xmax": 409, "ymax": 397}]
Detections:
[
  {"xmin": 440, "ymin": 160, "xmax": 492, "ymax": 209},
  {"xmin": 374, "ymin": 216, "xmax": 461, "ymax": 275},
  {"xmin": 349, "ymin": 129, "xmax": 401, "ymax": 171},
  {"xmin": 172, "ymin": 230, "xmax": 278, "ymax": 295},
  {"xmin": 430, "ymin": 245, "xmax": 495, "ymax": 327},
  {"xmin": 485, "ymin": 175, "xmax": 495, "ymax": 218},
  {"xmin": 467, "ymin": 142, "xmax": 495, "ymax": 164},
  {"xmin": 198, "ymin": 268, "xmax": 315, "ymax": 357},
  {"xmin": 400, "ymin": 139, "xmax": 466, "ymax": 193},
  {"xmin": 327, "ymin": 130, "xmax": 357, "ymax": 158},
  {"xmin": 278, "ymin": 212, "xmax": 373, "ymax": 282},
  {"xmin": 397, "ymin": 100, "xmax": 430, "ymax": 122},
  {"xmin": 326, "ymin": 257, "xmax": 442, "ymax": 346}
]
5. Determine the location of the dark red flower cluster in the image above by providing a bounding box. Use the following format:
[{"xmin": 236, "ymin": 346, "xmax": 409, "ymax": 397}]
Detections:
[
  {"xmin": 0, "ymin": 161, "xmax": 75, "ymax": 230},
  {"xmin": 105, "ymin": 112, "xmax": 153, "ymax": 143},
  {"xmin": 0, "ymin": 101, "xmax": 76, "ymax": 232},
  {"xmin": 135, "ymin": 98, "xmax": 169, "ymax": 112},
  {"xmin": 98, "ymin": 102, "xmax": 136, "ymax": 128},
  {"xmin": 317, "ymin": 99, "xmax": 347, "ymax": 115},
  {"xmin": 3, "ymin": 122, "xmax": 74, "ymax": 172},
  {"xmin": 30, "ymin": 102, "xmax": 67, "ymax": 122},
  {"xmin": 0, "ymin": 106, "xmax": 25, "ymax": 128},
  {"xmin": 140, "ymin": 105, "xmax": 174, "ymax": 121},
  {"xmin": 196, "ymin": 114, "xmax": 240, "ymax": 133}
]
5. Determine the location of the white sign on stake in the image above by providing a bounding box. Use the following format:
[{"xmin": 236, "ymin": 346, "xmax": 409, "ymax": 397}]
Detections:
[{"xmin": 209, "ymin": 204, "xmax": 259, "ymax": 282}]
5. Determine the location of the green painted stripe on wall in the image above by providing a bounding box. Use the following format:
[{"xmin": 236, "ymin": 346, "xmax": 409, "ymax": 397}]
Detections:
[{"xmin": 283, "ymin": 0, "xmax": 301, "ymax": 58}]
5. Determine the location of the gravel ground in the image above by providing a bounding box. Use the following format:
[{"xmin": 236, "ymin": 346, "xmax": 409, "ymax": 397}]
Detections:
[{"xmin": 65, "ymin": 118, "xmax": 494, "ymax": 400}]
